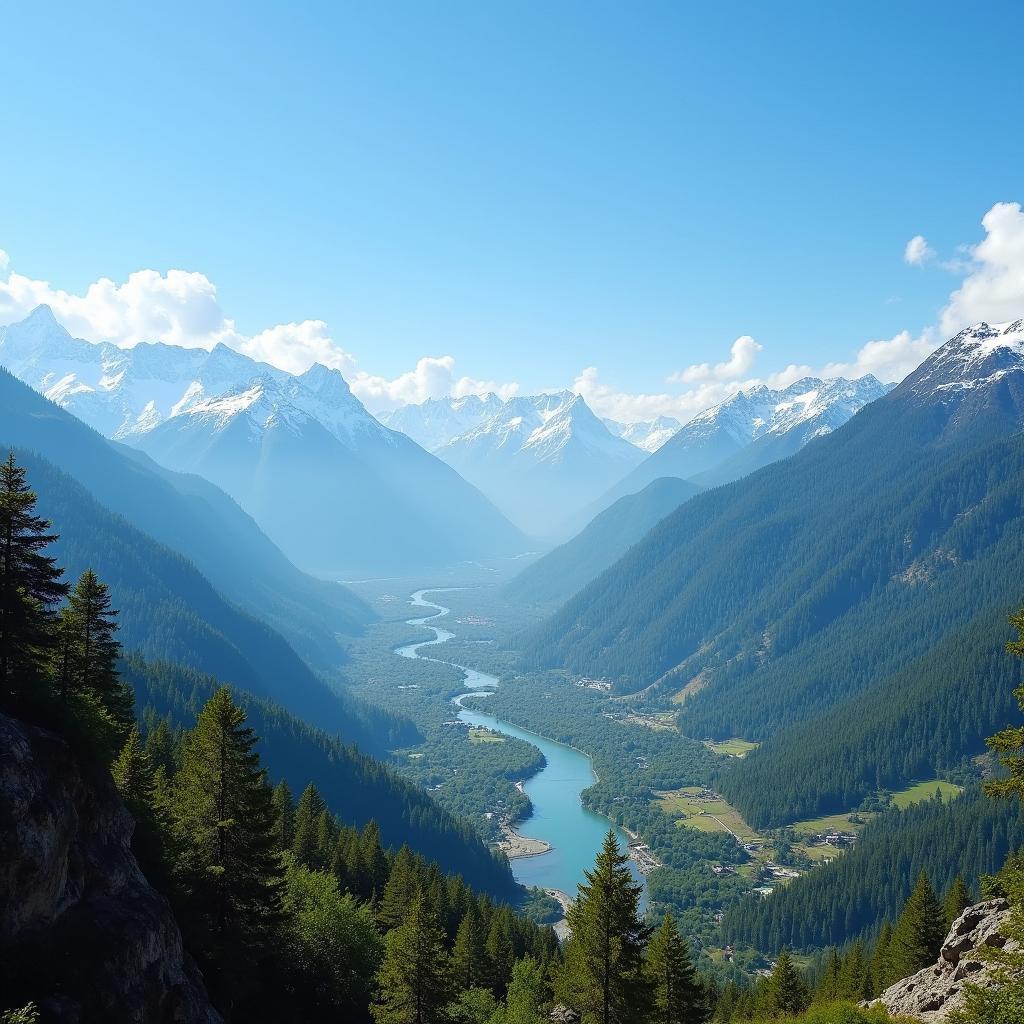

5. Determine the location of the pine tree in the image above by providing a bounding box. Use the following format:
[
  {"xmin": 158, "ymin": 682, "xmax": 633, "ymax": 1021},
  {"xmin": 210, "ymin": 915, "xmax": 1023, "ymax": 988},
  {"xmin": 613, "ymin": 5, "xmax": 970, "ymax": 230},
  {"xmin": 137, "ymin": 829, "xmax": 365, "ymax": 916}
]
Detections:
[
  {"xmin": 143, "ymin": 715, "xmax": 178, "ymax": 775},
  {"xmin": 0, "ymin": 452, "xmax": 67, "ymax": 701},
  {"xmin": 889, "ymin": 871, "xmax": 945, "ymax": 980},
  {"xmin": 554, "ymin": 830, "xmax": 653, "ymax": 1024},
  {"xmin": 501, "ymin": 955, "xmax": 548, "ymax": 1024},
  {"xmin": 271, "ymin": 779, "xmax": 295, "ymax": 852},
  {"xmin": 871, "ymin": 920, "xmax": 894, "ymax": 993},
  {"xmin": 452, "ymin": 905, "xmax": 489, "ymax": 991},
  {"xmin": 379, "ymin": 845, "xmax": 421, "ymax": 931},
  {"xmin": 361, "ymin": 819, "xmax": 390, "ymax": 900},
  {"xmin": 65, "ymin": 570, "xmax": 133, "ymax": 732},
  {"xmin": 171, "ymin": 686, "xmax": 284, "ymax": 1012},
  {"xmin": 486, "ymin": 907, "xmax": 517, "ymax": 997},
  {"xmin": 816, "ymin": 948, "xmax": 841, "ymax": 1003},
  {"xmin": 292, "ymin": 782, "xmax": 327, "ymax": 868},
  {"xmin": 112, "ymin": 726, "xmax": 168, "ymax": 884},
  {"xmin": 943, "ymin": 875, "xmax": 972, "ymax": 930},
  {"xmin": 762, "ymin": 950, "xmax": 810, "ymax": 1017},
  {"xmin": 645, "ymin": 912, "xmax": 707, "ymax": 1024},
  {"xmin": 372, "ymin": 891, "xmax": 453, "ymax": 1024},
  {"xmin": 836, "ymin": 939, "xmax": 872, "ymax": 1001}
]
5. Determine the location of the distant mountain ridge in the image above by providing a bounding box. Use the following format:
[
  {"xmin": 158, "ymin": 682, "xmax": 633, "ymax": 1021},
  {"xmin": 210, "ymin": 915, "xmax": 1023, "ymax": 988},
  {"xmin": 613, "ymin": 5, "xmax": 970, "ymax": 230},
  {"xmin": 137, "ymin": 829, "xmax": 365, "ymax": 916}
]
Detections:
[
  {"xmin": 597, "ymin": 373, "xmax": 893, "ymax": 510},
  {"xmin": 525, "ymin": 320, "xmax": 1024, "ymax": 827},
  {"xmin": 388, "ymin": 391, "xmax": 645, "ymax": 537},
  {"xmin": 0, "ymin": 306, "xmax": 526, "ymax": 574},
  {"xmin": 602, "ymin": 416, "xmax": 683, "ymax": 453}
]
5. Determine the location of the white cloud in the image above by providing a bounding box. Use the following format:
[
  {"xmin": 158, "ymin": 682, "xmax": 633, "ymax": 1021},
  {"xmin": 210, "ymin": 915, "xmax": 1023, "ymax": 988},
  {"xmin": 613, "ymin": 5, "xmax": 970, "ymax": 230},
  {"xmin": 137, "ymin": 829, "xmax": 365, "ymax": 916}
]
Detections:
[
  {"xmin": 940, "ymin": 201, "xmax": 1024, "ymax": 334},
  {"xmin": 0, "ymin": 251, "xmax": 517, "ymax": 414},
  {"xmin": 239, "ymin": 320, "xmax": 358, "ymax": 376},
  {"xmin": 668, "ymin": 334, "xmax": 762, "ymax": 384},
  {"xmin": 346, "ymin": 357, "xmax": 519, "ymax": 413},
  {"xmin": 904, "ymin": 234, "xmax": 935, "ymax": 266}
]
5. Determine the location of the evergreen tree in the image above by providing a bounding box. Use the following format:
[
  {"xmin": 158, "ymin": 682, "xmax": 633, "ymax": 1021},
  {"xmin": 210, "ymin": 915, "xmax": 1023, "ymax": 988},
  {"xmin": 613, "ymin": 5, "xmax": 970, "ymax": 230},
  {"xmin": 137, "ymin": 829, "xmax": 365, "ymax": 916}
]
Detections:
[
  {"xmin": 485, "ymin": 907, "xmax": 517, "ymax": 996},
  {"xmin": 360, "ymin": 819, "xmax": 390, "ymax": 900},
  {"xmin": 372, "ymin": 891, "xmax": 453, "ymax": 1024},
  {"xmin": 0, "ymin": 452, "xmax": 67, "ymax": 700},
  {"xmin": 378, "ymin": 845, "xmax": 421, "ymax": 931},
  {"xmin": 816, "ymin": 948, "xmax": 841, "ymax": 1003},
  {"xmin": 499, "ymin": 955, "xmax": 548, "ymax": 1024},
  {"xmin": 64, "ymin": 570, "xmax": 133, "ymax": 732},
  {"xmin": 944, "ymin": 875, "xmax": 972, "ymax": 930},
  {"xmin": 171, "ymin": 686, "xmax": 284, "ymax": 1012},
  {"xmin": 762, "ymin": 950, "xmax": 810, "ymax": 1017},
  {"xmin": 292, "ymin": 782, "xmax": 327, "ymax": 868},
  {"xmin": 111, "ymin": 726, "xmax": 168, "ymax": 885},
  {"xmin": 836, "ymin": 939, "xmax": 872, "ymax": 1001},
  {"xmin": 554, "ymin": 830, "xmax": 653, "ymax": 1024},
  {"xmin": 143, "ymin": 714, "xmax": 177, "ymax": 775},
  {"xmin": 271, "ymin": 779, "xmax": 295, "ymax": 853},
  {"xmin": 871, "ymin": 920, "xmax": 894, "ymax": 993},
  {"xmin": 645, "ymin": 912, "xmax": 707, "ymax": 1024},
  {"xmin": 452, "ymin": 905, "xmax": 489, "ymax": 991},
  {"xmin": 889, "ymin": 871, "xmax": 946, "ymax": 980}
]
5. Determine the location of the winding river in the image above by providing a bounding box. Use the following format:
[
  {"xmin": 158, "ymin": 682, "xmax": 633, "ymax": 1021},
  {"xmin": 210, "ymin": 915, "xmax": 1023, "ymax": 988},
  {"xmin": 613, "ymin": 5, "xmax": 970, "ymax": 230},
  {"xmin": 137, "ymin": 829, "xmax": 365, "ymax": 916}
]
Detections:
[{"xmin": 395, "ymin": 588, "xmax": 645, "ymax": 905}]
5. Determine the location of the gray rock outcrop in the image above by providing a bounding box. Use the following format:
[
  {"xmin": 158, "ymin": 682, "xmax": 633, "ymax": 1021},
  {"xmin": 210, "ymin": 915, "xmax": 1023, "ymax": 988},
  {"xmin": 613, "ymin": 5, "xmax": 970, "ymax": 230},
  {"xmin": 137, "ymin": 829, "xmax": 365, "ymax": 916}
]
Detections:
[
  {"xmin": 0, "ymin": 710, "xmax": 221, "ymax": 1022},
  {"xmin": 869, "ymin": 898, "xmax": 1015, "ymax": 1021}
]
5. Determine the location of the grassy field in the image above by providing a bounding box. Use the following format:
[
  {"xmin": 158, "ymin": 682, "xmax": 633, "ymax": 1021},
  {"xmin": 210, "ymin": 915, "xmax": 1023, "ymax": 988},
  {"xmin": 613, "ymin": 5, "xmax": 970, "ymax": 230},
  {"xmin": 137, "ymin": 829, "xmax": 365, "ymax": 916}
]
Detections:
[
  {"xmin": 655, "ymin": 787, "xmax": 760, "ymax": 842},
  {"xmin": 790, "ymin": 778, "xmax": 962, "ymax": 836},
  {"xmin": 891, "ymin": 779, "xmax": 961, "ymax": 808},
  {"xmin": 704, "ymin": 738, "xmax": 759, "ymax": 758},
  {"xmin": 469, "ymin": 727, "xmax": 506, "ymax": 744}
]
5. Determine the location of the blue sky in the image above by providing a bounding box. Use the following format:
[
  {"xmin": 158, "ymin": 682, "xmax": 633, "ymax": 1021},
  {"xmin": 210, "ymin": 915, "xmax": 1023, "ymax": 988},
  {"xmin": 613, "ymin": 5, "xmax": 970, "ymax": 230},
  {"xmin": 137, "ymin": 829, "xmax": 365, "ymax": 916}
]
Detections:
[{"xmin": 2, "ymin": 1, "xmax": 1022, "ymax": 418}]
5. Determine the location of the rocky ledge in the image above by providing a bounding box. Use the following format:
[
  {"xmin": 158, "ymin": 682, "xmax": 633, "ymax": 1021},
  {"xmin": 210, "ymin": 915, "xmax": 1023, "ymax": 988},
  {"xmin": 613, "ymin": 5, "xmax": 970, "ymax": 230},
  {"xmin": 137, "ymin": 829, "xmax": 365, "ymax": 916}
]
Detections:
[
  {"xmin": 868, "ymin": 898, "xmax": 1015, "ymax": 1022},
  {"xmin": 0, "ymin": 711, "xmax": 220, "ymax": 1023}
]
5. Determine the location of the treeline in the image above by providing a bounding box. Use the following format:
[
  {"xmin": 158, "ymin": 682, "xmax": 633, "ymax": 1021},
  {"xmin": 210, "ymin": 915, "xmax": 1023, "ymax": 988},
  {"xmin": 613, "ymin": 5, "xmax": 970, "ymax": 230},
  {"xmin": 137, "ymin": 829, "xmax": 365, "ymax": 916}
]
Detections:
[
  {"xmin": 114, "ymin": 687, "xmax": 560, "ymax": 1020},
  {"xmin": 721, "ymin": 786, "xmax": 1024, "ymax": 953},
  {"xmin": 12, "ymin": 445, "xmax": 415, "ymax": 755},
  {"xmin": 123, "ymin": 655, "xmax": 518, "ymax": 895}
]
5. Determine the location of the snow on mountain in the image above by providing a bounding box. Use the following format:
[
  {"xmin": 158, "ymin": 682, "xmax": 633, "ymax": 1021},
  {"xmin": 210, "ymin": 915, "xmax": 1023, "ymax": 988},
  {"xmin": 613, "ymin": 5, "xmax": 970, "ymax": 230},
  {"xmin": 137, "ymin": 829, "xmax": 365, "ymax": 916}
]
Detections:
[
  {"xmin": 603, "ymin": 416, "xmax": 683, "ymax": 453},
  {"xmin": 0, "ymin": 305, "xmax": 525, "ymax": 572},
  {"xmin": 382, "ymin": 393, "xmax": 505, "ymax": 451},
  {"xmin": 593, "ymin": 373, "xmax": 893, "ymax": 512},
  {"xmin": 905, "ymin": 319, "xmax": 1024, "ymax": 397},
  {"xmin": 434, "ymin": 391, "xmax": 645, "ymax": 538}
]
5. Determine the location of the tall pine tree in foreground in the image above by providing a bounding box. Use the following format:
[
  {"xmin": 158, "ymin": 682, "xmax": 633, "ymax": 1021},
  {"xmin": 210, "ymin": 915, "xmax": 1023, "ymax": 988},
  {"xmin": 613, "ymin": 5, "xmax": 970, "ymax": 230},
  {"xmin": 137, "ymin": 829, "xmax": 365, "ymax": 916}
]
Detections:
[
  {"xmin": 0, "ymin": 451, "xmax": 67, "ymax": 701},
  {"xmin": 555, "ymin": 830, "xmax": 653, "ymax": 1024},
  {"xmin": 645, "ymin": 912, "xmax": 707, "ymax": 1024},
  {"xmin": 372, "ymin": 890, "xmax": 453, "ymax": 1024},
  {"xmin": 171, "ymin": 686, "xmax": 283, "ymax": 1014},
  {"xmin": 889, "ymin": 871, "xmax": 945, "ymax": 980}
]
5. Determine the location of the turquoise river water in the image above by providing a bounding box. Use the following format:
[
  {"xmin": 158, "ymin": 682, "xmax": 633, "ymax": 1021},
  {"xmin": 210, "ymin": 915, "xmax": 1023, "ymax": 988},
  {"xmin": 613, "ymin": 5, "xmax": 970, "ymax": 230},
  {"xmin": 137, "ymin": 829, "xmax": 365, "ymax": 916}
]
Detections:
[{"xmin": 395, "ymin": 588, "xmax": 646, "ymax": 904}]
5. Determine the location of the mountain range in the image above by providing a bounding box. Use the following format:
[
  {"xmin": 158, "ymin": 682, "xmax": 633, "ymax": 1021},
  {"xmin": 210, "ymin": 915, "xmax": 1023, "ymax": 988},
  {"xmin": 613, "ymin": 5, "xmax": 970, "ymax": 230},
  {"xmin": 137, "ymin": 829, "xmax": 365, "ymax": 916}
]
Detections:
[
  {"xmin": 0, "ymin": 306, "xmax": 525, "ymax": 574},
  {"xmin": 386, "ymin": 391, "xmax": 645, "ymax": 537},
  {"xmin": 525, "ymin": 320, "xmax": 1024, "ymax": 827},
  {"xmin": 594, "ymin": 373, "xmax": 893, "ymax": 513}
]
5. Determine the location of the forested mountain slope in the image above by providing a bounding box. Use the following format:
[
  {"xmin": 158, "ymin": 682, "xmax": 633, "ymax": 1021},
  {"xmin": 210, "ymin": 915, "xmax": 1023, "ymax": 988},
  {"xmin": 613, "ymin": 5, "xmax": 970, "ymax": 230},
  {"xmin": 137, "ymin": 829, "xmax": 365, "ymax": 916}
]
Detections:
[
  {"xmin": 8, "ymin": 447, "xmax": 413, "ymax": 755},
  {"xmin": 123, "ymin": 656, "xmax": 515, "ymax": 896},
  {"xmin": 0, "ymin": 367, "xmax": 372, "ymax": 675},
  {"xmin": 506, "ymin": 476, "xmax": 701, "ymax": 607},
  {"xmin": 722, "ymin": 785, "xmax": 1024, "ymax": 953},
  {"xmin": 526, "ymin": 320, "xmax": 1024, "ymax": 824}
]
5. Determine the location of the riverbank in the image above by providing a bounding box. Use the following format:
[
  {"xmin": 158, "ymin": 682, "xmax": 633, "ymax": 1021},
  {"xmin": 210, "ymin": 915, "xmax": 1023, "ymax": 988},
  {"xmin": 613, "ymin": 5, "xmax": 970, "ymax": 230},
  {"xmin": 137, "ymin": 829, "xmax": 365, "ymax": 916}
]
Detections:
[
  {"xmin": 498, "ymin": 820, "xmax": 552, "ymax": 859},
  {"xmin": 545, "ymin": 888, "xmax": 573, "ymax": 941}
]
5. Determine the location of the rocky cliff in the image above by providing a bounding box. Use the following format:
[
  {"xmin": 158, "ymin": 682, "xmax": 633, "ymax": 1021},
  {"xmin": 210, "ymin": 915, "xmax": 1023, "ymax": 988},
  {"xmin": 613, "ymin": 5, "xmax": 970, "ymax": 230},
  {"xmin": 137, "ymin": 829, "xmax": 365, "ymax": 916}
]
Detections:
[
  {"xmin": 869, "ymin": 898, "xmax": 1015, "ymax": 1021},
  {"xmin": 0, "ymin": 711, "xmax": 221, "ymax": 1023}
]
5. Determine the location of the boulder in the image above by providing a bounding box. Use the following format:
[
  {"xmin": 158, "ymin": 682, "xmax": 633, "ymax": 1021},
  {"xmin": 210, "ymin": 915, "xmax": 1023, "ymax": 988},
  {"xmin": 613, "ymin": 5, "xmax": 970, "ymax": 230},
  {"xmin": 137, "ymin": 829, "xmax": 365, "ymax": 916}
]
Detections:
[
  {"xmin": 0, "ymin": 711, "xmax": 221, "ymax": 1023},
  {"xmin": 868, "ymin": 898, "xmax": 1014, "ymax": 1022}
]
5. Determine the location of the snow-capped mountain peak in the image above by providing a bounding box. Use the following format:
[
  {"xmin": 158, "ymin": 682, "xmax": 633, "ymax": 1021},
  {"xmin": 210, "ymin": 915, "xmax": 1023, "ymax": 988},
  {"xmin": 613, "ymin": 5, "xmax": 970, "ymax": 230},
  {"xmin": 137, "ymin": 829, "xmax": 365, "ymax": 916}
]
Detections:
[{"xmin": 907, "ymin": 320, "xmax": 1024, "ymax": 397}]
